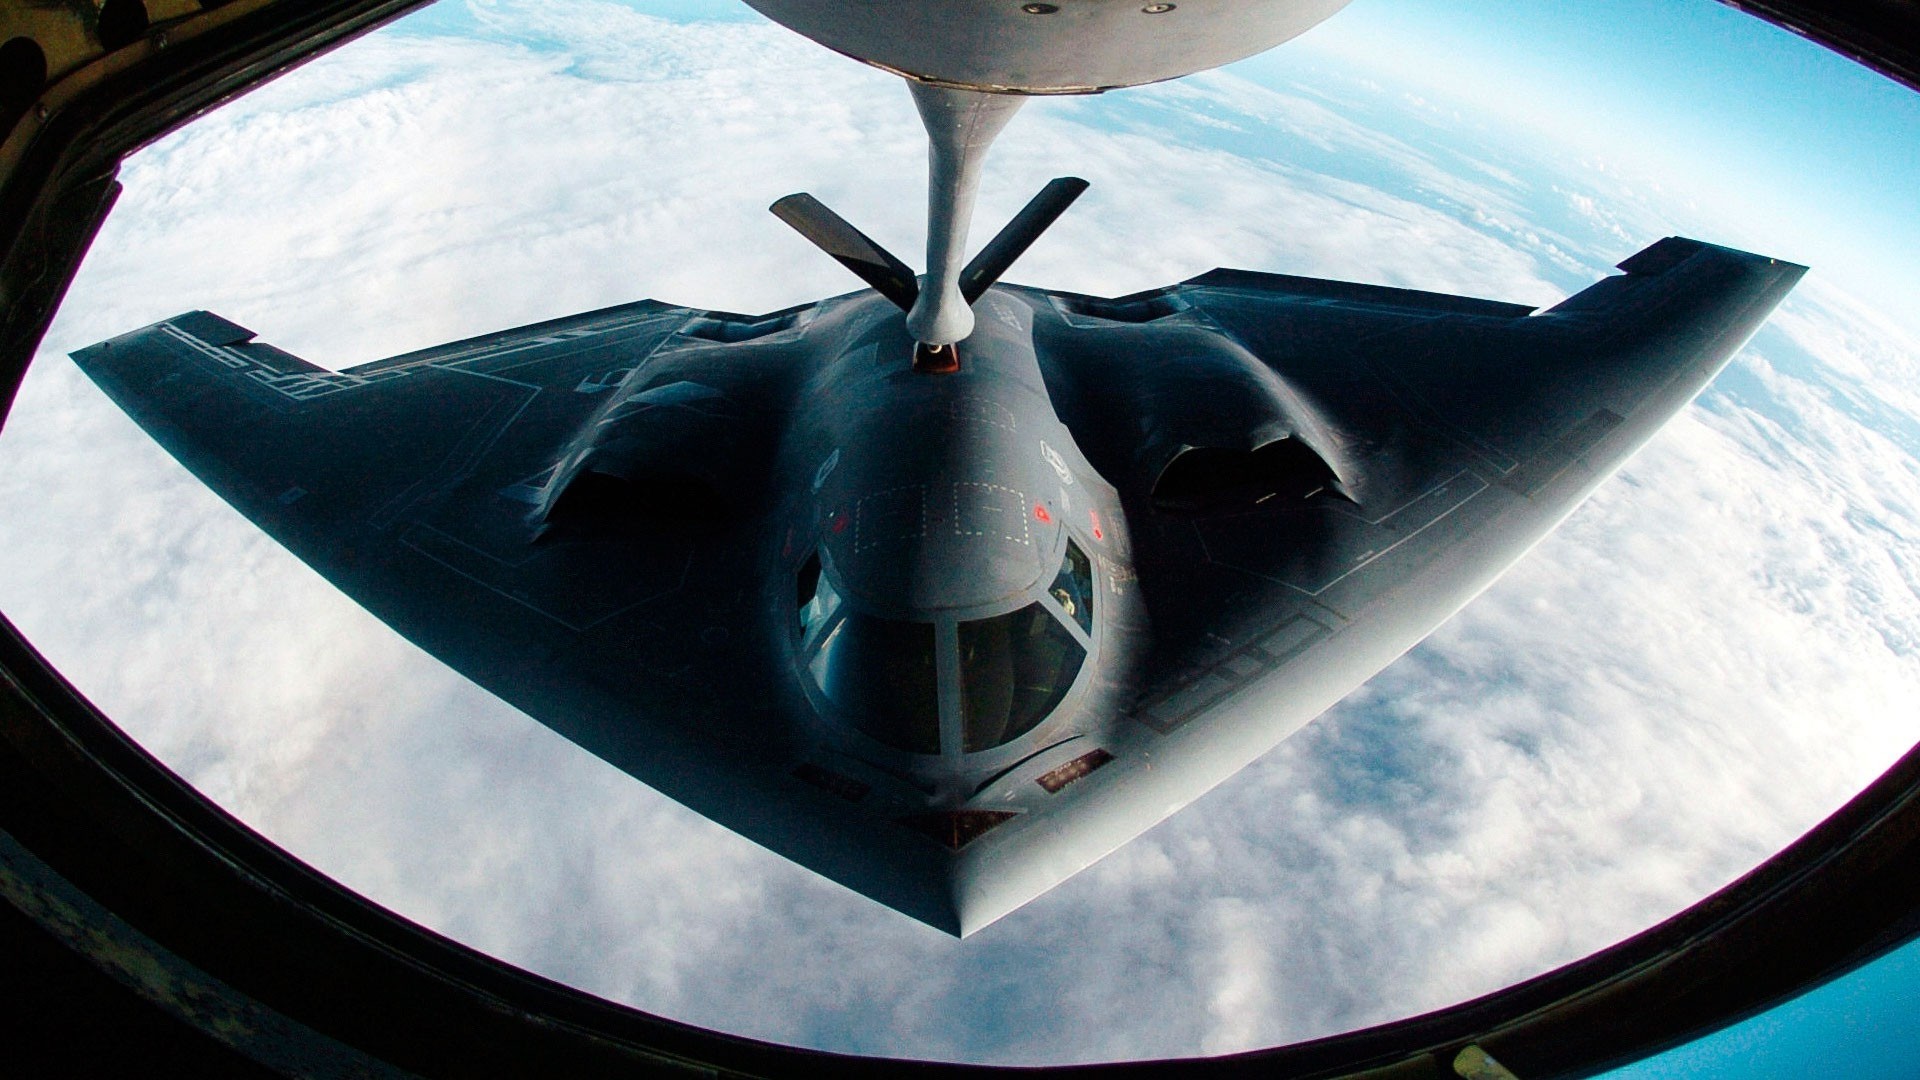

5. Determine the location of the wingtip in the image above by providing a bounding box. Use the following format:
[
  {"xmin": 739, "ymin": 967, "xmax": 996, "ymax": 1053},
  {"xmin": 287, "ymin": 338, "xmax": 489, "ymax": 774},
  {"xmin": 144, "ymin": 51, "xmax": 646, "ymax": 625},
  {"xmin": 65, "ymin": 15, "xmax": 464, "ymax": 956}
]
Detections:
[
  {"xmin": 1618, "ymin": 235, "xmax": 1809, "ymax": 279},
  {"xmin": 768, "ymin": 192, "xmax": 818, "ymax": 223}
]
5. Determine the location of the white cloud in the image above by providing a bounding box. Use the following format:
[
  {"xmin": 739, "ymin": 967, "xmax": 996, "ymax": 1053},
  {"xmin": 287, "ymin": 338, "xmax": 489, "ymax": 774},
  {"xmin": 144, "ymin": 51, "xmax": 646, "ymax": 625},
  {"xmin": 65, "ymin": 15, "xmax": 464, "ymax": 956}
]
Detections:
[{"xmin": 0, "ymin": 0, "xmax": 1915, "ymax": 1064}]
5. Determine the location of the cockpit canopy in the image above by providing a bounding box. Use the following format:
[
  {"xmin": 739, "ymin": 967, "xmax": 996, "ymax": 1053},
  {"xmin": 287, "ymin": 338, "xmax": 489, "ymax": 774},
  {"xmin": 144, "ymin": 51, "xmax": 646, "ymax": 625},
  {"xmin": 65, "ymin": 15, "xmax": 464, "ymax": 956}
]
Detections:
[{"xmin": 796, "ymin": 540, "xmax": 1095, "ymax": 755}]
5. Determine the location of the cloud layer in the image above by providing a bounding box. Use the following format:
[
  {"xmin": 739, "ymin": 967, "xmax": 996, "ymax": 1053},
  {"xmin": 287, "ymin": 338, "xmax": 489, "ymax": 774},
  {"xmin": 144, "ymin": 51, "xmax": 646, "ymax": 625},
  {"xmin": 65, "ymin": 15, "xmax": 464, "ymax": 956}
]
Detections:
[{"xmin": 1, "ymin": 0, "xmax": 1915, "ymax": 1063}]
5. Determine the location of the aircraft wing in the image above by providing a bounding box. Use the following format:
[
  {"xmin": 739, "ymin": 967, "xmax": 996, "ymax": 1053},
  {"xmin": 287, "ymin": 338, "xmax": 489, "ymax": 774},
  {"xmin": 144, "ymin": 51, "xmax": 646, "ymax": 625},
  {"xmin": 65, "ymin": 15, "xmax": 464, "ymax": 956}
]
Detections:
[
  {"xmin": 953, "ymin": 239, "xmax": 1804, "ymax": 928},
  {"xmin": 69, "ymin": 237, "xmax": 1804, "ymax": 937},
  {"xmin": 69, "ymin": 295, "xmax": 1003, "ymax": 933},
  {"xmin": 73, "ymin": 300, "xmax": 689, "ymax": 557},
  {"xmin": 1033, "ymin": 237, "xmax": 1804, "ymax": 686}
]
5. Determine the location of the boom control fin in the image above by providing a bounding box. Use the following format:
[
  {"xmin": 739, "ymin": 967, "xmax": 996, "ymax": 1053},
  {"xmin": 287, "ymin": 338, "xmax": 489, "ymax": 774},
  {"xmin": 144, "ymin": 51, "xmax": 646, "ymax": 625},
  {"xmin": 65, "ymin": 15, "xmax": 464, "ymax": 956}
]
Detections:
[
  {"xmin": 770, "ymin": 193, "xmax": 920, "ymax": 312},
  {"xmin": 773, "ymin": 178, "xmax": 1089, "ymax": 321},
  {"xmin": 960, "ymin": 176, "xmax": 1089, "ymax": 303}
]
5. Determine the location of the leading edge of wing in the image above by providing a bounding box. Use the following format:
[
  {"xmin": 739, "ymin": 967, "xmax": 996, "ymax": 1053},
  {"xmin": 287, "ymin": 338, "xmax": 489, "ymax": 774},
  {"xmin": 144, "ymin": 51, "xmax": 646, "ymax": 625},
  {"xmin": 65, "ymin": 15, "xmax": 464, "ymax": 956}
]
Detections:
[
  {"xmin": 1032, "ymin": 234, "xmax": 1805, "ymax": 326},
  {"xmin": 63, "ymin": 295, "xmax": 770, "ymax": 606},
  {"xmin": 945, "ymin": 239, "xmax": 1808, "ymax": 935},
  {"xmin": 1025, "ymin": 264, "xmax": 1537, "ymax": 323},
  {"xmin": 342, "ymin": 296, "xmax": 694, "ymax": 373}
]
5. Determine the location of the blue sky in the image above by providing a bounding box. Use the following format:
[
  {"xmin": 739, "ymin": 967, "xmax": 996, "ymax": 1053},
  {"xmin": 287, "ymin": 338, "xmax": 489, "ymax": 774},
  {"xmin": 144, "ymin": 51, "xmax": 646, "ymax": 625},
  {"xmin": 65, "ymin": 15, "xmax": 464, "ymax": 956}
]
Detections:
[{"xmin": 1293, "ymin": 0, "xmax": 1920, "ymax": 336}]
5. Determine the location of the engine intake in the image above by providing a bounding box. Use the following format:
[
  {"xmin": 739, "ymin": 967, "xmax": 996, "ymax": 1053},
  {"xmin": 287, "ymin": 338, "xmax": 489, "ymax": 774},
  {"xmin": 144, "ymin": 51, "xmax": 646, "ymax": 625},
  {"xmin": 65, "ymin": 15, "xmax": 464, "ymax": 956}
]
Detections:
[{"xmin": 1150, "ymin": 436, "xmax": 1346, "ymax": 515}]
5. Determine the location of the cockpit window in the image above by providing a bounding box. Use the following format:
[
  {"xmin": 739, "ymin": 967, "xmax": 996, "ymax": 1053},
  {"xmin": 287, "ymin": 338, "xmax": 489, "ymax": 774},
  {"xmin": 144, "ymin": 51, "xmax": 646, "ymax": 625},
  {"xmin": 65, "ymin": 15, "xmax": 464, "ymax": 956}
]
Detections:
[
  {"xmin": 797, "ymin": 553, "xmax": 838, "ymax": 634},
  {"xmin": 797, "ymin": 553, "xmax": 821, "ymax": 610},
  {"xmin": 798, "ymin": 543, "xmax": 1094, "ymax": 756},
  {"xmin": 958, "ymin": 602, "xmax": 1085, "ymax": 752},
  {"xmin": 810, "ymin": 612, "xmax": 941, "ymax": 754},
  {"xmin": 1049, "ymin": 539, "xmax": 1094, "ymax": 635}
]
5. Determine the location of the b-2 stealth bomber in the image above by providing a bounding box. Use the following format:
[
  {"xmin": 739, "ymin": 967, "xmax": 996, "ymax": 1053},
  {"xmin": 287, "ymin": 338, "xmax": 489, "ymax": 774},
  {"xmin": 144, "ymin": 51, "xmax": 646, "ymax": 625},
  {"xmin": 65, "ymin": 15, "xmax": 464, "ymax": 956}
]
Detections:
[{"xmin": 71, "ymin": 1, "xmax": 1804, "ymax": 934}]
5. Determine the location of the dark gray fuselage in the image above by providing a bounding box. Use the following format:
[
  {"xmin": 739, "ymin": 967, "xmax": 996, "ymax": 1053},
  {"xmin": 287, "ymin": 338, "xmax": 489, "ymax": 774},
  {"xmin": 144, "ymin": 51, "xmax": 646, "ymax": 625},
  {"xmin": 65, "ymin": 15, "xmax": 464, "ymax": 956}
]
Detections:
[
  {"xmin": 769, "ymin": 290, "xmax": 1144, "ymax": 803},
  {"xmin": 70, "ymin": 237, "xmax": 1806, "ymax": 934}
]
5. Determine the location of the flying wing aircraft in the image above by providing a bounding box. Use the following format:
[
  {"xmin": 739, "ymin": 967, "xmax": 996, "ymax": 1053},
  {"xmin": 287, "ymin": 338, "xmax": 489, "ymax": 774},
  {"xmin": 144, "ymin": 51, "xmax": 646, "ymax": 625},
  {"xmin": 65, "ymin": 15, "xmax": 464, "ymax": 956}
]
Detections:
[
  {"xmin": 65, "ymin": 0, "xmax": 1807, "ymax": 937},
  {"xmin": 72, "ymin": 182, "xmax": 1804, "ymax": 933}
]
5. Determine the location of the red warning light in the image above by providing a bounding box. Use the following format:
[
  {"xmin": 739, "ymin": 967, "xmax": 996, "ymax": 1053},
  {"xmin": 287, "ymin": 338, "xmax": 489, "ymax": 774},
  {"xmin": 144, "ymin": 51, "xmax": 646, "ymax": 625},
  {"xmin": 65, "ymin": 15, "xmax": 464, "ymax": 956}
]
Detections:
[
  {"xmin": 1033, "ymin": 504, "xmax": 1053, "ymax": 525},
  {"xmin": 830, "ymin": 513, "xmax": 849, "ymax": 534},
  {"xmin": 1089, "ymin": 509, "xmax": 1105, "ymax": 542}
]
